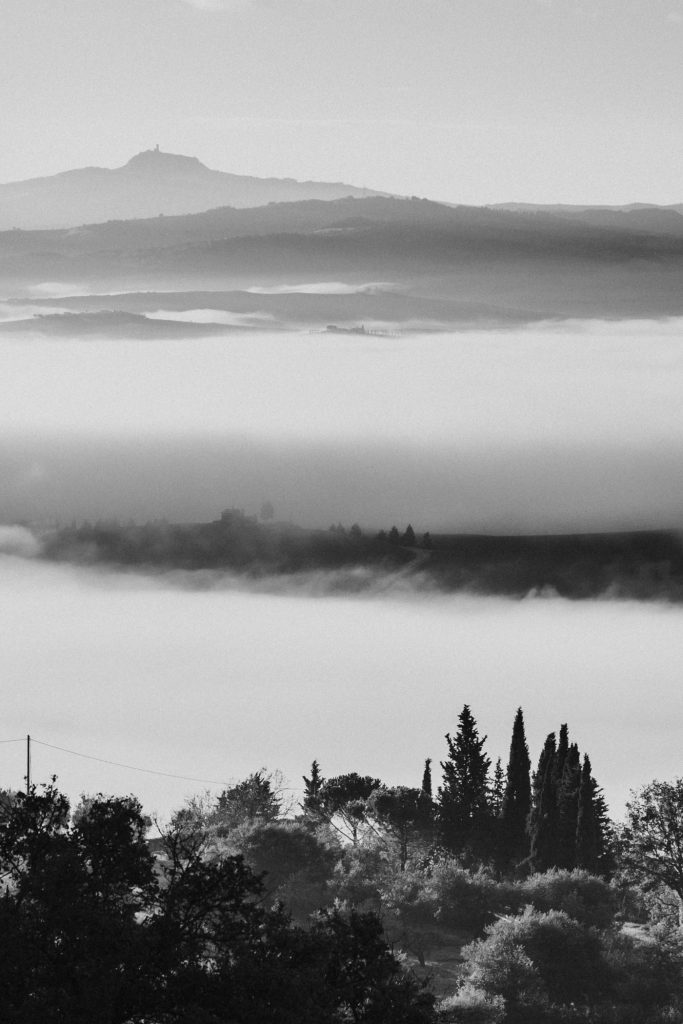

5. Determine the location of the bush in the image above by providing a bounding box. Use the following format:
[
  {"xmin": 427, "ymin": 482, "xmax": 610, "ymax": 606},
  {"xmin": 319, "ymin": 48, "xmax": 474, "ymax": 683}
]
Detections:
[
  {"xmin": 600, "ymin": 927, "xmax": 683, "ymax": 1016},
  {"xmin": 462, "ymin": 907, "xmax": 606, "ymax": 1008},
  {"xmin": 437, "ymin": 984, "xmax": 505, "ymax": 1023},
  {"xmin": 428, "ymin": 859, "xmax": 506, "ymax": 934},
  {"xmin": 513, "ymin": 869, "xmax": 618, "ymax": 929}
]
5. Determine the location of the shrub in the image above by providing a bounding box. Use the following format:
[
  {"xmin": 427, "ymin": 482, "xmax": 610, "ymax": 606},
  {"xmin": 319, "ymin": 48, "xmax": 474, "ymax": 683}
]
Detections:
[
  {"xmin": 514, "ymin": 869, "xmax": 618, "ymax": 929},
  {"xmin": 428, "ymin": 859, "xmax": 506, "ymax": 934},
  {"xmin": 437, "ymin": 984, "xmax": 505, "ymax": 1023},
  {"xmin": 462, "ymin": 907, "xmax": 607, "ymax": 1008}
]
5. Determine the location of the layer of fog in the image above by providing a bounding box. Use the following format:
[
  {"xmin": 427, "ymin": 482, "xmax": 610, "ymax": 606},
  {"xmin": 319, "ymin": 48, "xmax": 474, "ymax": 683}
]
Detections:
[
  {"xmin": 0, "ymin": 554, "xmax": 679, "ymax": 821},
  {"xmin": 2, "ymin": 320, "xmax": 683, "ymax": 445},
  {"xmin": 2, "ymin": 319, "xmax": 683, "ymax": 530},
  {"xmin": 147, "ymin": 309, "xmax": 278, "ymax": 328}
]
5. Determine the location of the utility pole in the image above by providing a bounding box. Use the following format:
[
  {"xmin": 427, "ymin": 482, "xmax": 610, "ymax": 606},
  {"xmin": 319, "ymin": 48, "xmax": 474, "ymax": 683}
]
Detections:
[{"xmin": 26, "ymin": 734, "xmax": 31, "ymax": 791}]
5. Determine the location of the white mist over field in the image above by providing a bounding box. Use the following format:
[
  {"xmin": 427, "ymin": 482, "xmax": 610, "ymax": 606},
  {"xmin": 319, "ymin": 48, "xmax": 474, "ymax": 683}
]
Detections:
[
  {"xmin": 1, "ymin": 320, "xmax": 683, "ymax": 529},
  {"xmin": 0, "ymin": 554, "xmax": 680, "ymax": 821}
]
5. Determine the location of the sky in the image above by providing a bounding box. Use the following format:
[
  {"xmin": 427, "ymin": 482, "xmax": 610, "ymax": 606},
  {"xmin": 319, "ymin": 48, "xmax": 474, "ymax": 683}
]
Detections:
[{"xmin": 1, "ymin": 0, "xmax": 682, "ymax": 205}]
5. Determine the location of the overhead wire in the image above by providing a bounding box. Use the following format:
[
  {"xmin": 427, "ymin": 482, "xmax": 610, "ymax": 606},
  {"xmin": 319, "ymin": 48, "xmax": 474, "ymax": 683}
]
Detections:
[{"xmin": 3, "ymin": 737, "xmax": 303, "ymax": 791}]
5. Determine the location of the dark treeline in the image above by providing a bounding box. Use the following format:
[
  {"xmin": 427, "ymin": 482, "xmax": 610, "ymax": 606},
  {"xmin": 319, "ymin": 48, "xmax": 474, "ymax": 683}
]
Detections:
[
  {"xmin": 2, "ymin": 706, "xmax": 683, "ymax": 1023},
  {"xmin": 42, "ymin": 511, "xmax": 683, "ymax": 600}
]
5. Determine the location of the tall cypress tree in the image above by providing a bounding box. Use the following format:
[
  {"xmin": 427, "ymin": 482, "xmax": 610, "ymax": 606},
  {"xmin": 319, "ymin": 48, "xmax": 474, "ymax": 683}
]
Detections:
[
  {"xmin": 438, "ymin": 705, "xmax": 491, "ymax": 854},
  {"xmin": 421, "ymin": 758, "xmax": 433, "ymax": 799},
  {"xmin": 528, "ymin": 732, "xmax": 557, "ymax": 872},
  {"xmin": 500, "ymin": 707, "xmax": 532, "ymax": 867},
  {"xmin": 576, "ymin": 754, "xmax": 600, "ymax": 873},
  {"xmin": 556, "ymin": 742, "xmax": 581, "ymax": 868},
  {"xmin": 552, "ymin": 723, "xmax": 569, "ymax": 793}
]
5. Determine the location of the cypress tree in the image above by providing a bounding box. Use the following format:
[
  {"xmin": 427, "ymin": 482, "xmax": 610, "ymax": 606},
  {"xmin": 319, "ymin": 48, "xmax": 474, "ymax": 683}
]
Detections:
[
  {"xmin": 500, "ymin": 707, "xmax": 532, "ymax": 867},
  {"xmin": 553, "ymin": 723, "xmax": 569, "ymax": 793},
  {"xmin": 528, "ymin": 732, "xmax": 557, "ymax": 872},
  {"xmin": 438, "ymin": 704, "xmax": 491, "ymax": 854},
  {"xmin": 576, "ymin": 754, "xmax": 601, "ymax": 873},
  {"xmin": 556, "ymin": 742, "xmax": 581, "ymax": 868},
  {"xmin": 421, "ymin": 758, "xmax": 433, "ymax": 798}
]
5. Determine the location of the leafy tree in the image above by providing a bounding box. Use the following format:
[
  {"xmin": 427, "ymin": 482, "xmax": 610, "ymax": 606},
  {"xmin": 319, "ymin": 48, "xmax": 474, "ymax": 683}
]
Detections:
[
  {"xmin": 438, "ymin": 705, "xmax": 491, "ymax": 856},
  {"xmin": 621, "ymin": 778, "xmax": 683, "ymax": 926},
  {"xmin": 238, "ymin": 819, "xmax": 338, "ymax": 920},
  {"xmin": 500, "ymin": 707, "xmax": 532, "ymax": 868},
  {"xmin": 216, "ymin": 769, "xmax": 283, "ymax": 832},
  {"xmin": 366, "ymin": 786, "xmax": 433, "ymax": 870},
  {"xmin": 0, "ymin": 782, "xmax": 158, "ymax": 1023},
  {"xmin": 349, "ymin": 523, "xmax": 363, "ymax": 540},
  {"xmin": 378, "ymin": 862, "xmax": 444, "ymax": 968},
  {"xmin": 319, "ymin": 773, "xmax": 382, "ymax": 845},
  {"xmin": 312, "ymin": 908, "xmax": 436, "ymax": 1023},
  {"xmin": 0, "ymin": 782, "xmax": 436, "ymax": 1024}
]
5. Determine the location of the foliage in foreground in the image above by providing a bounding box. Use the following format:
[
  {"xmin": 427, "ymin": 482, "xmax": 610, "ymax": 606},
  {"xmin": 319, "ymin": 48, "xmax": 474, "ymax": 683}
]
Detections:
[{"xmin": 0, "ymin": 782, "xmax": 435, "ymax": 1024}]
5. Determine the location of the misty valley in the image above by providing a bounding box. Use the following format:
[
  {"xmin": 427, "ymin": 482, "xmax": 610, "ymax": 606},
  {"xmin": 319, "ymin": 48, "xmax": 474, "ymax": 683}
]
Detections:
[{"xmin": 1, "ymin": 148, "xmax": 683, "ymax": 1023}]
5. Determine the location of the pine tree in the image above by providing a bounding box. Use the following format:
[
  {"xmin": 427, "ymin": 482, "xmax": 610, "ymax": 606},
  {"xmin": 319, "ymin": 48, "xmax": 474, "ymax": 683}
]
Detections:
[
  {"xmin": 556, "ymin": 742, "xmax": 581, "ymax": 869},
  {"xmin": 421, "ymin": 758, "xmax": 433, "ymax": 798},
  {"xmin": 528, "ymin": 732, "xmax": 557, "ymax": 872},
  {"xmin": 500, "ymin": 707, "xmax": 532, "ymax": 867},
  {"xmin": 438, "ymin": 705, "xmax": 491, "ymax": 854},
  {"xmin": 302, "ymin": 760, "xmax": 324, "ymax": 815},
  {"xmin": 402, "ymin": 524, "xmax": 416, "ymax": 546}
]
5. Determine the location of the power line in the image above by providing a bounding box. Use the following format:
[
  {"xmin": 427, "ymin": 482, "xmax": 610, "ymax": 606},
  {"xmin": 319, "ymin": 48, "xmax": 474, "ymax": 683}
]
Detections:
[
  {"xmin": 0, "ymin": 738, "xmax": 24, "ymax": 745},
  {"xmin": 31, "ymin": 739, "xmax": 231, "ymax": 786},
  {"xmin": 27, "ymin": 738, "xmax": 303, "ymax": 791}
]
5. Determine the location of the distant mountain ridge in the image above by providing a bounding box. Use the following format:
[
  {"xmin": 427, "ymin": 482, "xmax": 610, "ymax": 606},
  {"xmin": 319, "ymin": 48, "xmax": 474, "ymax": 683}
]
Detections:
[
  {"xmin": 1, "ymin": 193, "xmax": 683, "ymax": 322},
  {"xmin": 0, "ymin": 148, "xmax": 386, "ymax": 230}
]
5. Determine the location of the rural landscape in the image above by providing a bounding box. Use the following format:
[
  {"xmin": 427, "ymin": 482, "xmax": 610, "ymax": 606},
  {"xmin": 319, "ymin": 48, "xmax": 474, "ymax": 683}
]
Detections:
[{"xmin": 2, "ymin": 0, "xmax": 683, "ymax": 1021}]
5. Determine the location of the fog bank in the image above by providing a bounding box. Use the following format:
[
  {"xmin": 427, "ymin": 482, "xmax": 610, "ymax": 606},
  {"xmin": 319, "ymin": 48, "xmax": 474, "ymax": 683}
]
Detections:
[
  {"xmin": 0, "ymin": 555, "xmax": 680, "ymax": 820},
  {"xmin": 2, "ymin": 320, "xmax": 683, "ymax": 531}
]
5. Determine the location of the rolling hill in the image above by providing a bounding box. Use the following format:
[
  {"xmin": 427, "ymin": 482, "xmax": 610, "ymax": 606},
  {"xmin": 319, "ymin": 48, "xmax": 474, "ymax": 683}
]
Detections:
[{"xmin": 0, "ymin": 148, "xmax": 385, "ymax": 231}]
